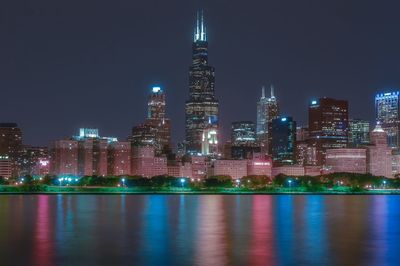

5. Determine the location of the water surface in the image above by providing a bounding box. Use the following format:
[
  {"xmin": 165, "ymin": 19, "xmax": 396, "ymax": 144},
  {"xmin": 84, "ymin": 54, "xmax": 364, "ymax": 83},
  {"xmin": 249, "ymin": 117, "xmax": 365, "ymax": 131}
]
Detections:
[{"xmin": 0, "ymin": 195, "xmax": 399, "ymax": 265}]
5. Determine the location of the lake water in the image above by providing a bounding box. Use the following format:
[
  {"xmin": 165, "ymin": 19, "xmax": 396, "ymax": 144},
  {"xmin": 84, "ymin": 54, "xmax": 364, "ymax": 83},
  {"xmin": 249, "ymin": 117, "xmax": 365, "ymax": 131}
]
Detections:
[{"xmin": 0, "ymin": 195, "xmax": 399, "ymax": 265}]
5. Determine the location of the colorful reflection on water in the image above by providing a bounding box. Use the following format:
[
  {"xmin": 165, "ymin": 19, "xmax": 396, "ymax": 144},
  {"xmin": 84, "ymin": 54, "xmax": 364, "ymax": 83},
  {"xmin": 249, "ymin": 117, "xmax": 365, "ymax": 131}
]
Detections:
[{"xmin": 0, "ymin": 195, "xmax": 399, "ymax": 265}]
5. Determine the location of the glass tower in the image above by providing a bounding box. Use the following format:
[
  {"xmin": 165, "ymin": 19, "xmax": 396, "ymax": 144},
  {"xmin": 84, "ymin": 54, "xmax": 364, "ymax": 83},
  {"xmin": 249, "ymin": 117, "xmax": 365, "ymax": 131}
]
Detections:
[
  {"xmin": 256, "ymin": 85, "xmax": 279, "ymax": 154},
  {"xmin": 185, "ymin": 11, "xmax": 219, "ymax": 155},
  {"xmin": 375, "ymin": 91, "xmax": 400, "ymax": 148}
]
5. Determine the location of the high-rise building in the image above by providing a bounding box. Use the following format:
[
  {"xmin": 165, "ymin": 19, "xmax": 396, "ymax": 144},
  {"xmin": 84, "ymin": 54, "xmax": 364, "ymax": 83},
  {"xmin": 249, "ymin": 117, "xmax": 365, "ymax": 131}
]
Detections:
[
  {"xmin": 270, "ymin": 117, "xmax": 296, "ymax": 165},
  {"xmin": 256, "ymin": 86, "xmax": 279, "ymax": 154},
  {"xmin": 50, "ymin": 140, "xmax": 78, "ymax": 176},
  {"xmin": 0, "ymin": 155, "xmax": 12, "ymax": 179},
  {"xmin": 230, "ymin": 121, "xmax": 260, "ymax": 159},
  {"xmin": 367, "ymin": 123, "xmax": 392, "ymax": 178},
  {"xmin": 348, "ymin": 119, "xmax": 370, "ymax": 147},
  {"xmin": 108, "ymin": 141, "xmax": 131, "ymax": 176},
  {"xmin": 146, "ymin": 86, "xmax": 171, "ymax": 153},
  {"xmin": 0, "ymin": 123, "xmax": 22, "ymax": 176},
  {"xmin": 375, "ymin": 91, "xmax": 400, "ymax": 148},
  {"xmin": 20, "ymin": 146, "xmax": 49, "ymax": 176},
  {"xmin": 185, "ymin": 11, "xmax": 219, "ymax": 155},
  {"xmin": 131, "ymin": 86, "xmax": 172, "ymax": 155},
  {"xmin": 73, "ymin": 128, "xmax": 113, "ymax": 176},
  {"xmin": 308, "ymin": 98, "xmax": 349, "ymax": 165}
]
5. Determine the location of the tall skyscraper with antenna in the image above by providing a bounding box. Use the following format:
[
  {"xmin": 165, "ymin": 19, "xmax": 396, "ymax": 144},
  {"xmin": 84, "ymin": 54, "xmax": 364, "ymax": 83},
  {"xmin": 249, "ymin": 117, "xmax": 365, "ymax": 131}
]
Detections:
[
  {"xmin": 256, "ymin": 85, "xmax": 279, "ymax": 154},
  {"xmin": 185, "ymin": 11, "xmax": 219, "ymax": 155}
]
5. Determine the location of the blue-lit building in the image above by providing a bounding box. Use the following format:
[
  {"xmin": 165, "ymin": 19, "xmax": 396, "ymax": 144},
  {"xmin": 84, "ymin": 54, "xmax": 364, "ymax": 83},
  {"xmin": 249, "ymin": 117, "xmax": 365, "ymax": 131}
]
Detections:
[
  {"xmin": 308, "ymin": 97, "xmax": 349, "ymax": 165},
  {"xmin": 271, "ymin": 117, "xmax": 296, "ymax": 165},
  {"xmin": 375, "ymin": 91, "xmax": 400, "ymax": 148},
  {"xmin": 185, "ymin": 11, "xmax": 219, "ymax": 155}
]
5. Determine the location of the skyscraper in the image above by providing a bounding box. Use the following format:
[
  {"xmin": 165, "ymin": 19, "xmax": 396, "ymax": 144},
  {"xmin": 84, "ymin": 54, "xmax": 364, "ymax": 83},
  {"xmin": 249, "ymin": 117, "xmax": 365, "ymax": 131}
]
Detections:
[
  {"xmin": 0, "ymin": 123, "xmax": 23, "ymax": 176},
  {"xmin": 375, "ymin": 91, "xmax": 400, "ymax": 148},
  {"xmin": 131, "ymin": 86, "xmax": 171, "ymax": 155},
  {"xmin": 230, "ymin": 121, "xmax": 259, "ymax": 159},
  {"xmin": 256, "ymin": 85, "xmax": 279, "ymax": 154},
  {"xmin": 308, "ymin": 98, "xmax": 349, "ymax": 165},
  {"xmin": 348, "ymin": 119, "xmax": 370, "ymax": 147},
  {"xmin": 185, "ymin": 11, "xmax": 219, "ymax": 155},
  {"xmin": 270, "ymin": 117, "xmax": 296, "ymax": 165}
]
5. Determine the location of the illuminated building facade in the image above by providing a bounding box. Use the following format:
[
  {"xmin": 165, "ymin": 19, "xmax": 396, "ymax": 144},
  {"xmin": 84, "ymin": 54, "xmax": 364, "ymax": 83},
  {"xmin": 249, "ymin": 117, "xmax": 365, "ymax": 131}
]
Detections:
[
  {"xmin": 308, "ymin": 98, "xmax": 349, "ymax": 165},
  {"xmin": 256, "ymin": 86, "xmax": 279, "ymax": 154},
  {"xmin": 131, "ymin": 146, "xmax": 167, "ymax": 177},
  {"xmin": 367, "ymin": 123, "xmax": 392, "ymax": 178},
  {"xmin": 50, "ymin": 140, "xmax": 78, "ymax": 176},
  {"xmin": 325, "ymin": 148, "xmax": 367, "ymax": 174},
  {"xmin": 73, "ymin": 129, "xmax": 111, "ymax": 176},
  {"xmin": 131, "ymin": 86, "xmax": 172, "ymax": 155},
  {"xmin": 270, "ymin": 117, "xmax": 296, "ymax": 165},
  {"xmin": 0, "ymin": 123, "xmax": 22, "ymax": 176},
  {"xmin": 108, "ymin": 141, "xmax": 131, "ymax": 176},
  {"xmin": 231, "ymin": 121, "xmax": 260, "ymax": 159},
  {"xmin": 247, "ymin": 153, "xmax": 272, "ymax": 177},
  {"xmin": 213, "ymin": 159, "xmax": 248, "ymax": 180},
  {"xmin": 0, "ymin": 155, "xmax": 12, "ymax": 179},
  {"xmin": 348, "ymin": 119, "xmax": 370, "ymax": 147},
  {"xmin": 375, "ymin": 91, "xmax": 400, "ymax": 148},
  {"xmin": 20, "ymin": 146, "xmax": 49, "ymax": 176},
  {"xmin": 185, "ymin": 11, "xmax": 219, "ymax": 155}
]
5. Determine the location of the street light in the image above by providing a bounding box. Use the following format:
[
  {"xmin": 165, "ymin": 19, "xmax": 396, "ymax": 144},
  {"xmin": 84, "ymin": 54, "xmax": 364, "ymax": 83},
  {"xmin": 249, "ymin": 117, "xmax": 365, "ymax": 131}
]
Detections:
[
  {"xmin": 180, "ymin": 178, "xmax": 185, "ymax": 188},
  {"xmin": 121, "ymin": 178, "xmax": 126, "ymax": 187},
  {"xmin": 288, "ymin": 179, "xmax": 292, "ymax": 190},
  {"xmin": 383, "ymin": 180, "xmax": 387, "ymax": 189},
  {"xmin": 236, "ymin": 179, "xmax": 241, "ymax": 187}
]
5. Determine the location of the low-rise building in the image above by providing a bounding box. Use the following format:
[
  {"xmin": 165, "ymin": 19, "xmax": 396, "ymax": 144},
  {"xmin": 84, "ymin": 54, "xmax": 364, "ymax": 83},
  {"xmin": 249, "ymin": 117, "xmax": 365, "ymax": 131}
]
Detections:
[
  {"xmin": 325, "ymin": 148, "xmax": 367, "ymax": 174},
  {"xmin": 213, "ymin": 159, "xmax": 247, "ymax": 180}
]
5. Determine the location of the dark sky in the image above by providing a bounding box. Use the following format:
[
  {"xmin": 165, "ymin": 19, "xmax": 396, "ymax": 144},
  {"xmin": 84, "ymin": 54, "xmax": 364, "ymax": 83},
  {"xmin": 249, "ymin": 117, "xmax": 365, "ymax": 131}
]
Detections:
[{"xmin": 1, "ymin": 0, "xmax": 400, "ymax": 147}]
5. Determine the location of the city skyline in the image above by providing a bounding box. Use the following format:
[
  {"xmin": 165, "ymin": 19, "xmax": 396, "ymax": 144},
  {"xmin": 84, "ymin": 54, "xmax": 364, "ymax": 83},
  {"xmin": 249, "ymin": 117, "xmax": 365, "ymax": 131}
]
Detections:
[{"xmin": 2, "ymin": 1, "xmax": 400, "ymax": 146}]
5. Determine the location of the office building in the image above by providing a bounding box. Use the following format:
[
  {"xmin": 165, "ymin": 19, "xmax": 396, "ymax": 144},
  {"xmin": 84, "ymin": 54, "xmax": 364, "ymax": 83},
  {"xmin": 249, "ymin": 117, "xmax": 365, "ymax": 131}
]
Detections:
[
  {"xmin": 270, "ymin": 117, "xmax": 296, "ymax": 165},
  {"xmin": 308, "ymin": 98, "xmax": 349, "ymax": 165},
  {"xmin": 325, "ymin": 148, "xmax": 367, "ymax": 174},
  {"xmin": 231, "ymin": 121, "xmax": 260, "ymax": 159},
  {"xmin": 256, "ymin": 86, "xmax": 279, "ymax": 153},
  {"xmin": 108, "ymin": 141, "xmax": 131, "ymax": 176},
  {"xmin": 50, "ymin": 140, "xmax": 78, "ymax": 176},
  {"xmin": 367, "ymin": 123, "xmax": 392, "ymax": 178},
  {"xmin": 0, "ymin": 123, "xmax": 23, "ymax": 176},
  {"xmin": 375, "ymin": 91, "xmax": 400, "ymax": 148},
  {"xmin": 185, "ymin": 11, "xmax": 219, "ymax": 155},
  {"xmin": 0, "ymin": 155, "xmax": 12, "ymax": 179},
  {"xmin": 349, "ymin": 119, "xmax": 370, "ymax": 147}
]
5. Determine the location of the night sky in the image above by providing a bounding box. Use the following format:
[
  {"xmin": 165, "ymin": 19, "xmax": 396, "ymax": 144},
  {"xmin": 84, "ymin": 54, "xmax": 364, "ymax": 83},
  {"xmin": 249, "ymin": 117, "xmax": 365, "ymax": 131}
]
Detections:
[{"xmin": 1, "ymin": 0, "xmax": 400, "ymax": 147}]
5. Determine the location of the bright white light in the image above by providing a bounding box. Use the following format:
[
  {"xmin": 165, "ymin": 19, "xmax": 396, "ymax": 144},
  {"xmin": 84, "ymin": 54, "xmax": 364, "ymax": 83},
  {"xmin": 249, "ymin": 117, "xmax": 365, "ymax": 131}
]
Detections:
[
  {"xmin": 311, "ymin": 100, "xmax": 317, "ymax": 105},
  {"xmin": 152, "ymin": 86, "xmax": 161, "ymax": 93},
  {"xmin": 180, "ymin": 178, "xmax": 185, "ymax": 183}
]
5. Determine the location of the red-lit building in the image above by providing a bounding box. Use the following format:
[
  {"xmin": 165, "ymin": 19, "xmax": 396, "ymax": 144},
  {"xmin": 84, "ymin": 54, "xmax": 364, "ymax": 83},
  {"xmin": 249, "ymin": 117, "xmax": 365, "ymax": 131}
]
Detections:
[
  {"xmin": 325, "ymin": 148, "xmax": 367, "ymax": 174},
  {"xmin": 108, "ymin": 141, "xmax": 131, "ymax": 176},
  {"xmin": 131, "ymin": 146, "xmax": 167, "ymax": 177},
  {"xmin": 51, "ymin": 140, "xmax": 78, "ymax": 176},
  {"xmin": 247, "ymin": 154, "xmax": 272, "ymax": 177},
  {"xmin": 367, "ymin": 123, "xmax": 392, "ymax": 178},
  {"xmin": 213, "ymin": 159, "xmax": 248, "ymax": 180}
]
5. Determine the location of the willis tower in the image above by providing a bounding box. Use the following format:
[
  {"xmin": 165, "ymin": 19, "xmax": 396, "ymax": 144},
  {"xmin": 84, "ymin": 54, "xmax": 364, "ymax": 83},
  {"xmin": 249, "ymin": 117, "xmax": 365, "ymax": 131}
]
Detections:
[{"xmin": 185, "ymin": 11, "xmax": 219, "ymax": 155}]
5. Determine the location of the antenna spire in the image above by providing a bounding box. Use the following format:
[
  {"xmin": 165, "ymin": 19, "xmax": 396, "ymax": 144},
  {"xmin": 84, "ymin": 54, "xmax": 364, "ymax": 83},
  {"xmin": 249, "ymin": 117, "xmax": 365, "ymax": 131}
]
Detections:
[
  {"xmin": 261, "ymin": 86, "xmax": 266, "ymax": 98},
  {"xmin": 194, "ymin": 10, "xmax": 207, "ymax": 42}
]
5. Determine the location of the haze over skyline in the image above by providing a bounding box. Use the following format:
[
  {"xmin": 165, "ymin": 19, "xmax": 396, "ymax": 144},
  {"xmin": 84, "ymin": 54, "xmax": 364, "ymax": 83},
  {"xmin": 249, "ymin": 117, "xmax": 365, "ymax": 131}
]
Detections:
[{"xmin": 1, "ymin": 0, "xmax": 400, "ymax": 146}]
